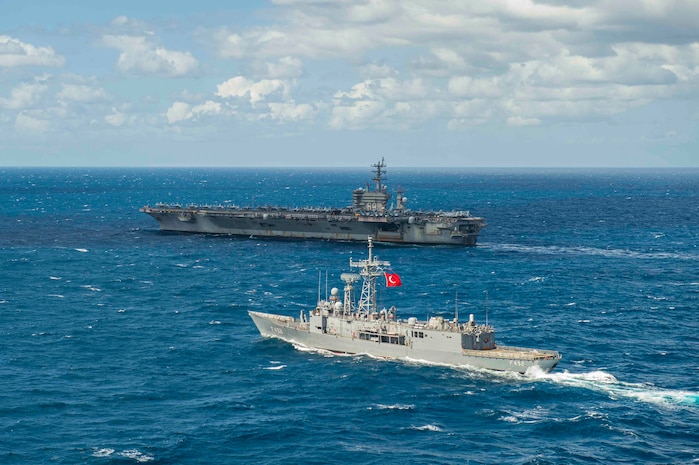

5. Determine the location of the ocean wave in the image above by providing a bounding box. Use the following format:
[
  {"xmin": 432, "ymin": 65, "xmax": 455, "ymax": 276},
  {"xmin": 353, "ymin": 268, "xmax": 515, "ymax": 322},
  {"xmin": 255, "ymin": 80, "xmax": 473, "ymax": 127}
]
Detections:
[
  {"xmin": 81, "ymin": 285, "xmax": 102, "ymax": 292},
  {"xmin": 486, "ymin": 243, "xmax": 697, "ymax": 261},
  {"xmin": 498, "ymin": 407, "xmax": 552, "ymax": 425},
  {"xmin": 92, "ymin": 448, "xmax": 154, "ymax": 462},
  {"xmin": 369, "ymin": 404, "xmax": 415, "ymax": 411},
  {"xmin": 409, "ymin": 424, "xmax": 443, "ymax": 432},
  {"xmin": 529, "ymin": 369, "xmax": 699, "ymax": 408},
  {"xmin": 92, "ymin": 448, "xmax": 114, "ymax": 457},
  {"xmin": 120, "ymin": 449, "xmax": 154, "ymax": 463},
  {"xmin": 263, "ymin": 364, "xmax": 287, "ymax": 370}
]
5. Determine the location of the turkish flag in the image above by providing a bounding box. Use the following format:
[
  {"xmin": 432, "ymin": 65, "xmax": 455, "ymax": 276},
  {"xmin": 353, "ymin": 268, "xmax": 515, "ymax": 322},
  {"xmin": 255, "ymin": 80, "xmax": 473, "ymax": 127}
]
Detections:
[{"xmin": 384, "ymin": 271, "xmax": 402, "ymax": 287}]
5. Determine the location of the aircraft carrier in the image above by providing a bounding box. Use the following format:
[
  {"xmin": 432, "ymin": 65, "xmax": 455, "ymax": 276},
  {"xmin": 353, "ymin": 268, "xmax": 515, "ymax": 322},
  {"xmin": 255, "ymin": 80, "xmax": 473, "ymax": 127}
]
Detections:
[{"xmin": 140, "ymin": 159, "xmax": 486, "ymax": 245}]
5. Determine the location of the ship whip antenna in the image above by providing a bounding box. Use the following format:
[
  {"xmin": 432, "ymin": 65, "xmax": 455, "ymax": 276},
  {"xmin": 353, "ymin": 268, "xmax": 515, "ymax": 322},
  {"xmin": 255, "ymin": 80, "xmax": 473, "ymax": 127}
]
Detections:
[
  {"xmin": 484, "ymin": 290, "xmax": 489, "ymax": 326},
  {"xmin": 455, "ymin": 287, "xmax": 459, "ymax": 324},
  {"xmin": 317, "ymin": 270, "xmax": 321, "ymax": 303}
]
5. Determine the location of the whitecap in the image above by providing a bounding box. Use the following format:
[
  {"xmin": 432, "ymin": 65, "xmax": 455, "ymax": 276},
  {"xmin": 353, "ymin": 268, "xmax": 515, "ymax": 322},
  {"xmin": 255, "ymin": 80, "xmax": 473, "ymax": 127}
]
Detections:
[
  {"xmin": 81, "ymin": 285, "xmax": 102, "ymax": 292},
  {"xmin": 263, "ymin": 364, "xmax": 287, "ymax": 370},
  {"xmin": 209, "ymin": 320, "xmax": 222, "ymax": 325},
  {"xmin": 370, "ymin": 404, "xmax": 415, "ymax": 411},
  {"xmin": 49, "ymin": 276, "xmax": 62, "ymax": 280},
  {"xmin": 75, "ymin": 248, "xmax": 89, "ymax": 253},
  {"xmin": 48, "ymin": 294, "xmax": 64, "ymax": 298},
  {"xmin": 92, "ymin": 448, "xmax": 114, "ymax": 457},
  {"xmin": 411, "ymin": 424, "xmax": 443, "ymax": 432},
  {"xmin": 119, "ymin": 449, "xmax": 154, "ymax": 462},
  {"xmin": 531, "ymin": 369, "xmax": 699, "ymax": 408}
]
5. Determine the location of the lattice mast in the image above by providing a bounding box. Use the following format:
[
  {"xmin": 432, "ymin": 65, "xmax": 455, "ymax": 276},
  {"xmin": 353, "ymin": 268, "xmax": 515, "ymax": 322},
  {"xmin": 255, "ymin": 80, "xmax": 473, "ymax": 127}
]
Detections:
[{"xmin": 350, "ymin": 236, "xmax": 391, "ymax": 314}]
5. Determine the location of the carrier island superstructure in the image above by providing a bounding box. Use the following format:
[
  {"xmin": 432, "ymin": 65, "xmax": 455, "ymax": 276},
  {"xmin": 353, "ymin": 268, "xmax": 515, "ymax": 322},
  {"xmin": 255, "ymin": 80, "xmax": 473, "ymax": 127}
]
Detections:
[
  {"xmin": 249, "ymin": 237, "xmax": 562, "ymax": 374},
  {"xmin": 140, "ymin": 159, "xmax": 486, "ymax": 245}
]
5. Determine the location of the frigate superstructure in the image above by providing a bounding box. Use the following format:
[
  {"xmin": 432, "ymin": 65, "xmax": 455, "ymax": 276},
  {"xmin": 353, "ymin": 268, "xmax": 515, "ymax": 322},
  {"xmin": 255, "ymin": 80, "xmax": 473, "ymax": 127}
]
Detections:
[
  {"xmin": 248, "ymin": 237, "xmax": 561, "ymax": 374},
  {"xmin": 140, "ymin": 159, "xmax": 486, "ymax": 245}
]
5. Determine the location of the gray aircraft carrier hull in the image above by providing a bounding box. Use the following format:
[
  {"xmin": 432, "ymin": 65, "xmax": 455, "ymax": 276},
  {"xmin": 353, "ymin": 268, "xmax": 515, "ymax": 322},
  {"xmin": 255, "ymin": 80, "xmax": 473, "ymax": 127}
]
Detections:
[{"xmin": 141, "ymin": 206, "xmax": 483, "ymax": 245}]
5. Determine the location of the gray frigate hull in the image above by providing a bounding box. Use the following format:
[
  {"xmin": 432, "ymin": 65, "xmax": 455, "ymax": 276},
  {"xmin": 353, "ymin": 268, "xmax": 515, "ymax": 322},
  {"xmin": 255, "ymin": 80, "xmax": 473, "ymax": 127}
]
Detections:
[
  {"xmin": 249, "ymin": 311, "xmax": 560, "ymax": 374},
  {"xmin": 247, "ymin": 237, "xmax": 561, "ymax": 375}
]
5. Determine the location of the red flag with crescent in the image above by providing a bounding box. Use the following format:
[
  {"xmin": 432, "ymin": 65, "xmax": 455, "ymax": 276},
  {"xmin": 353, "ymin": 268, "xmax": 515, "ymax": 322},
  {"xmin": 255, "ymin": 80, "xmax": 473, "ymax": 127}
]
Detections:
[{"xmin": 384, "ymin": 271, "xmax": 402, "ymax": 287}]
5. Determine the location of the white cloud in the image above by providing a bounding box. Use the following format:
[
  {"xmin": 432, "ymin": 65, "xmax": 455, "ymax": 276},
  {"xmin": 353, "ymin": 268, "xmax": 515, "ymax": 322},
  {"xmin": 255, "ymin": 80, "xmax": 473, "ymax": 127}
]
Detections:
[
  {"xmin": 448, "ymin": 76, "xmax": 504, "ymax": 99},
  {"xmin": 166, "ymin": 100, "xmax": 222, "ymax": 124},
  {"xmin": 0, "ymin": 82, "xmax": 48, "ymax": 110},
  {"xmin": 4, "ymin": 0, "xmax": 697, "ymax": 165},
  {"xmin": 507, "ymin": 116, "xmax": 542, "ymax": 127},
  {"xmin": 166, "ymin": 102, "xmax": 191, "ymax": 124},
  {"xmin": 260, "ymin": 56, "xmax": 303, "ymax": 79},
  {"xmin": 102, "ymin": 34, "xmax": 198, "ymax": 77},
  {"xmin": 214, "ymin": 25, "xmax": 375, "ymax": 60},
  {"xmin": 105, "ymin": 108, "xmax": 128, "ymax": 127},
  {"xmin": 56, "ymin": 84, "xmax": 108, "ymax": 103},
  {"xmin": 266, "ymin": 101, "xmax": 317, "ymax": 121},
  {"xmin": 15, "ymin": 112, "xmax": 50, "ymax": 132},
  {"xmin": 329, "ymin": 99, "xmax": 385, "ymax": 130},
  {"xmin": 216, "ymin": 76, "xmax": 289, "ymax": 104},
  {"xmin": 359, "ymin": 62, "xmax": 397, "ymax": 79},
  {"xmin": 0, "ymin": 36, "xmax": 65, "ymax": 68}
]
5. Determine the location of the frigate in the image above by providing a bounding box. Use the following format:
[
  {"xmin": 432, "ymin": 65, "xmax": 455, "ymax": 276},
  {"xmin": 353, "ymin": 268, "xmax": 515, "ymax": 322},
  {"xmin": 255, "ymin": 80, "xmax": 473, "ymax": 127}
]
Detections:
[
  {"xmin": 249, "ymin": 237, "xmax": 562, "ymax": 374},
  {"xmin": 140, "ymin": 159, "xmax": 486, "ymax": 245}
]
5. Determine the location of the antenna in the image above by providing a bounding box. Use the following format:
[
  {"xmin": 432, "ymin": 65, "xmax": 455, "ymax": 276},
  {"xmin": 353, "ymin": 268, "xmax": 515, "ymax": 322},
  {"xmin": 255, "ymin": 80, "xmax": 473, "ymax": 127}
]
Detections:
[
  {"xmin": 484, "ymin": 290, "xmax": 489, "ymax": 326},
  {"xmin": 317, "ymin": 270, "xmax": 321, "ymax": 303},
  {"xmin": 454, "ymin": 287, "xmax": 459, "ymax": 324}
]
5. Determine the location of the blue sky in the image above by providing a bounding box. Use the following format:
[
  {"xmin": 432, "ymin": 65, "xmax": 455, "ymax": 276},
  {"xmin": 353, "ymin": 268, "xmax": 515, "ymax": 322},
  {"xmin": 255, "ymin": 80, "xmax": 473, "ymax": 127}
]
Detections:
[{"xmin": 1, "ymin": 0, "xmax": 698, "ymax": 167}]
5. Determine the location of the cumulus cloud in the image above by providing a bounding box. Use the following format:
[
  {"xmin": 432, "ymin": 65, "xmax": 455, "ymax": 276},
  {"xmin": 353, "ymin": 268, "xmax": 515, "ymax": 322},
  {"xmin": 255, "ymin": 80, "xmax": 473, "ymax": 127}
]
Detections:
[
  {"xmin": 266, "ymin": 101, "xmax": 317, "ymax": 121},
  {"xmin": 166, "ymin": 100, "xmax": 222, "ymax": 124},
  {"xmin": 329, "ymin": 77, "xmax": 432, "ymax": 129},
  {"xmin": 15, "ymin": 112, "xmax": 50, "ymax": 132},
  {"xmin": 105, "ymin": 110, "xmax": 128, "ymax": 127},
  {"xmin": 102, "ymin": 34, "xmax": 198, "ymax": 77},
  {"xmin": 57, "ymin": 84, "xmax": 108, "ymax": 103},
  {"xmin": 0, "ymin": 36, "xmax": 65, "ymax": 68},
  {"xmin": 208, "ymin": 1, "xmax": 696, "ymax": 130},
  {"xmin": 11, "ymin": 1, "xmax": 694, "ymax": 141},
  {"xmin": 254, "ymin": 56, "xmax": 303, "ymax": 79},
  {"xmin": 0, "ymin": 82, "xmax": 48, "ymax": 110},
  {"xmin": 214, "ymin": 24, "xmax": 376, "ymax": 60},
  {"xmin": 216, "ymin": 76, "xmax": 290, "ymax": 104}
]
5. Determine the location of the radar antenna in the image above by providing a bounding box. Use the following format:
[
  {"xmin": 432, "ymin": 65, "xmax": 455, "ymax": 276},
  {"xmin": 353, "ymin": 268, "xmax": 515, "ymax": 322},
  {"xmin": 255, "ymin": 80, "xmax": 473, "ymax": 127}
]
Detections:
[
  {"xmin": 371, "ymin": 158, "xmax": 387, "ymax": 192},
  {"xmin": 350, "ymin": 236, "xmax": 391, "ymax": 314}
]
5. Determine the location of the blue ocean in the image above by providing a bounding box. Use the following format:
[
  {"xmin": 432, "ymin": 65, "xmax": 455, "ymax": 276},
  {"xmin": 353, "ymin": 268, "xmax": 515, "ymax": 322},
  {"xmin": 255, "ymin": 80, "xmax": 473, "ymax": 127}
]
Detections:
[{"xmin": 1, "ymin": 167, "xmax": 697, "ymax": 464}]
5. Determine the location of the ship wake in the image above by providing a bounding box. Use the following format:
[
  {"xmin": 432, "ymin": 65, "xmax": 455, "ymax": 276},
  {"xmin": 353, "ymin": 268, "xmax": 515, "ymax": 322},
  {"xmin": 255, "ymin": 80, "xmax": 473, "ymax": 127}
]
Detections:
[{"xmin": 527, "ymin": 368, "xmax": 699, "ymax": 408}]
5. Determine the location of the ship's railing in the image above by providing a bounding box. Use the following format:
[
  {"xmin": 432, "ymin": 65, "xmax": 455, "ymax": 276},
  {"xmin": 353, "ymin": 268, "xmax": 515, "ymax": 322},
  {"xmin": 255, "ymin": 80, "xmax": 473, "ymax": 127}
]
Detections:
[
  {"xmin": 250, "ymin": 311, "xmax": 293, "ymax": 323},
  {"xmin": 465, "ymin": 345, "xmax": 561, "ymax": 360}
]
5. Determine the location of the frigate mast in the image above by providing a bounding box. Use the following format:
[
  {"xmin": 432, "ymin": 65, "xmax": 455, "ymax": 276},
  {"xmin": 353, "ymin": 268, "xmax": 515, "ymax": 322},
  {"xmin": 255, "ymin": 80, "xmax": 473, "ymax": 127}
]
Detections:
[{"xmin": 350, "ymin": 236, "xmax": 390, "ymax": 315}]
